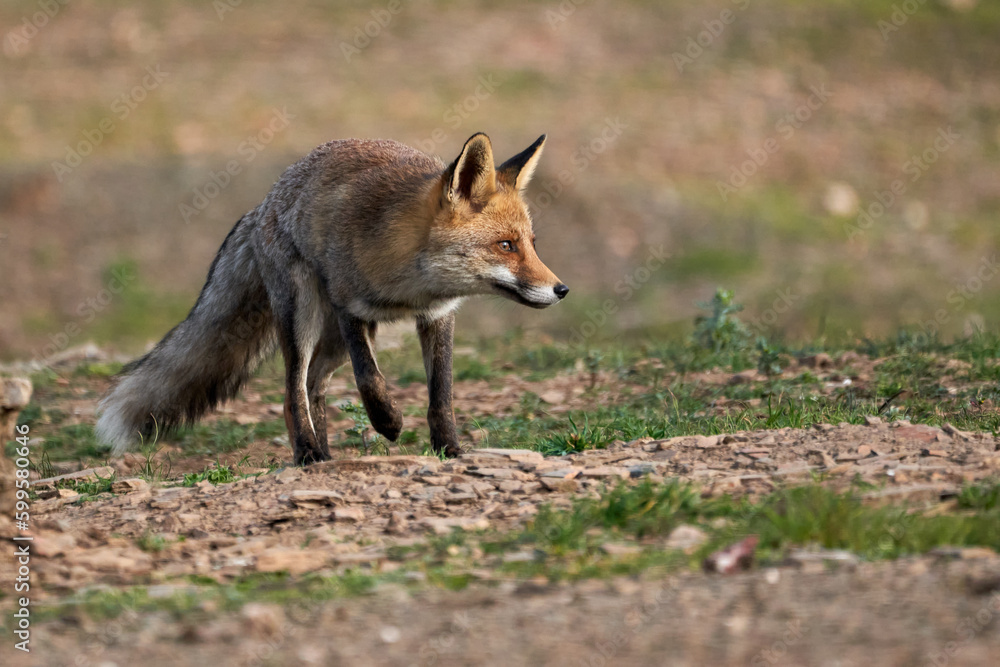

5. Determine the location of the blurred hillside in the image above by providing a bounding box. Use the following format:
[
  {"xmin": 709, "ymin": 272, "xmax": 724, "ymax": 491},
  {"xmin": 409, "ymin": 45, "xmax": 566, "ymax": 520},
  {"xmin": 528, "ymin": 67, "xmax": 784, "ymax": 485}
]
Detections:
[{"xmin": 1, "ymin": 0, "xmax": 999, "ymax": 360}]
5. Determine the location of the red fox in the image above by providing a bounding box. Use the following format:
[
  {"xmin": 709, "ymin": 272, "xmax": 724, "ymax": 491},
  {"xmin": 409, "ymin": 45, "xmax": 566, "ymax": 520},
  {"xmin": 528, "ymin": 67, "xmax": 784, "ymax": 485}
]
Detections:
[{"xmin": 97, "ymin": 133, "xmax": 568, "ymax": 464}]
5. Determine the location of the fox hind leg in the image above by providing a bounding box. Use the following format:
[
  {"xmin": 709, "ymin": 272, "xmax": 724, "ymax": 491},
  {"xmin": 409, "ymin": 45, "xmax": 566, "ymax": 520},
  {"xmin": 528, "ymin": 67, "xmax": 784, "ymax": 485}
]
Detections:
[
  {"xmin": 337, "ymin": 313, "xmax": 403, "ymax": 442},
  {"xmin": 306, "ymin": 318, "xmax": 348, "ymax": 460},
  {"xmin": 269, "ymin": 267, "xmax": 329, "ymax": 465}
]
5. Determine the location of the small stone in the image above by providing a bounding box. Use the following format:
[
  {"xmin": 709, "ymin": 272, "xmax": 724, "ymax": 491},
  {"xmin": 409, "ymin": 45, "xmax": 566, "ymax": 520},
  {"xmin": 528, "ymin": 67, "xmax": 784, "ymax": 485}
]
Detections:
[
  {"xmin": 380, "ymin": 626, "xmax": 402, "ymax": 644},
  {"xmin": 333, "ymin": 507, "xmax": 365, "ymax": 522},
  {"xmin": 288, "ymin": 489, "xmax": 344, "ymax": 506},
  {"xmin": 920, "ymin": 449, "xmax": 948, "ymax": 458},
  {"xmin": 942, "ymin": 423, "xmax": 973, "ymax": 439},
  {"xmin": 600, "ymin": 543, "xmax": 642, "ymax": 557},
  {"xmin": 386, "ymin": 511, "xmax": 410, "ymax": 535},
  {"xmin": 502, "ymin": 550, "xmax": 537, "ymax": 563},
  {"xmin": 256, "ymin": 548, "xmax": 328, "ymax": 574},
  {"xmin": 539, "ymin": 390, "xmax": 564, "ymax": 404},
  {"xmin": 539, "ymin": 478, "xmax": 579, "ymax": 493},
  {"xmin": 665, "ymin": 525, "xmax": 708, "ymax": 553},
  {"xmin": 469, "ymin": 448, "xmax": 544, "ymax": 463},
  {"xmin": 864, "ymin": 415, "xmax": 882, "ymax": 426},
  {"xmin": 241, "ymin": 603, "xmax": 285, "ymax": 638},
  {"xmin": 579, "ymin": 466, "xmax": 630, "ymax": 479},
  {"xmin": 467, "ymin": 468, "xmax": 516, "ymax": 479},
  {"xmin": 419, "ymin": 516, "xmax": 489, "ymax": 535},
  {"xmin": 111, "ymin": 478, "xmax": 149, "ymax": 494},
  {"xmin": 629, "ymin": 464, "xmax": 655, "ymax": 478},
  {"xmin": 537, "ymin": 469, "xmax": 579, "ymax": 479}
]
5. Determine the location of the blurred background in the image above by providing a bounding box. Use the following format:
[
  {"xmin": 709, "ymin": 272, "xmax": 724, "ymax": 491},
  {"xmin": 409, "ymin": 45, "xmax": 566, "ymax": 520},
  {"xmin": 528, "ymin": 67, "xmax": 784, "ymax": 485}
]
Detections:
[{"xmin": 1, "ymin": 0, "xmax": 999, "ymax": 361}]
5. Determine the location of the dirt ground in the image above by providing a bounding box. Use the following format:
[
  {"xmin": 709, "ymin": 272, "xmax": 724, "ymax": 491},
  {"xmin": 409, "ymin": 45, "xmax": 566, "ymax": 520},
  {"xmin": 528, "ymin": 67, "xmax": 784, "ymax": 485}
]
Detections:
[{"xmin": 4, "ymin": 373, "xmax": 1000, "ymax": 666}]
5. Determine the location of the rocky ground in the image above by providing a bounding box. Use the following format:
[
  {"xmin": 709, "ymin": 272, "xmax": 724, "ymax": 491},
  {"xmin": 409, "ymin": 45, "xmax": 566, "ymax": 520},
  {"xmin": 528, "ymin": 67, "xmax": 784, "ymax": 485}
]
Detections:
[
  {"xmin": 5, "ymin": 416, "xmax": 1000, "ymax": 665},
  {"xmin": 2, "ymin": 340, "xmax": 1000, "ymax": 665}
]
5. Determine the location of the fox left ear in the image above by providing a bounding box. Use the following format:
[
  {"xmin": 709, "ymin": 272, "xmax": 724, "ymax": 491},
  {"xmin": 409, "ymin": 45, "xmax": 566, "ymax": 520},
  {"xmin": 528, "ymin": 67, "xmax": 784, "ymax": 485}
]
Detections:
[
  {"xmin": 444, "ymin": 132, "xmax": 496, "ymax": 204},
  {"xmin": 497, "ymin": 134, "xmax": 546, "ymax": 191}
]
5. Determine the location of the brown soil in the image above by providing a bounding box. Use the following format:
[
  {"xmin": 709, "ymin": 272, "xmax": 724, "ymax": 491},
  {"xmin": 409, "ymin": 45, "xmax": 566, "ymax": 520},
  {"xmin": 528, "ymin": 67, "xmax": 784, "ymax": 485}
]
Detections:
[{"xmin": 5, "ymin": 404, "xmax": 1000, "ymax": 666}]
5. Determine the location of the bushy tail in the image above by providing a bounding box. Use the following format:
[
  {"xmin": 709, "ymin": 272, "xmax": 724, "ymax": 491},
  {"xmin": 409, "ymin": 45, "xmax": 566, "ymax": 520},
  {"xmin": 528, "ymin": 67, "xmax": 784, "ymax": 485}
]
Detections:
[{"xmin": 97, "ymin": 217, "xmax": 277, "ymax": 454}]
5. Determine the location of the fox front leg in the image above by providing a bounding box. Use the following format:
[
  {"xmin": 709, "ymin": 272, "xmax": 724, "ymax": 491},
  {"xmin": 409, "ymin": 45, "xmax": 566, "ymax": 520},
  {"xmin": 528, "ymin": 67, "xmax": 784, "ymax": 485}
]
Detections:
[
  {"xmin": 337, "ymin": 313, "xmax": 403, "ymax": 442},
  {"xmin": 416, "ymin": 312, "xmax": 462, "ymax": 458}
]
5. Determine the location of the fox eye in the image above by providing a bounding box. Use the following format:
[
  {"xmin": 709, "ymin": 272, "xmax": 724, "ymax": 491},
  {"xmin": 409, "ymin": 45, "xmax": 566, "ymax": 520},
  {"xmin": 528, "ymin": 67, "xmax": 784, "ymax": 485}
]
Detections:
[{"xmin": 498, "ymin": 240, "xmax": 517, "ymax": 253}]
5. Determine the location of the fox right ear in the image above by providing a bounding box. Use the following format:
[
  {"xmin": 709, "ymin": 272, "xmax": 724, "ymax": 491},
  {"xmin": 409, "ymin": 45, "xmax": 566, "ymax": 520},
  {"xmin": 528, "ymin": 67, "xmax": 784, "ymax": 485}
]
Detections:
[
  {"xmin": 498, "ymin": 134, "xmax": 546, "ymax": 191},
  {"xmin": 444, "ymin": 133, "xmax": 496, "ymax": 205}
]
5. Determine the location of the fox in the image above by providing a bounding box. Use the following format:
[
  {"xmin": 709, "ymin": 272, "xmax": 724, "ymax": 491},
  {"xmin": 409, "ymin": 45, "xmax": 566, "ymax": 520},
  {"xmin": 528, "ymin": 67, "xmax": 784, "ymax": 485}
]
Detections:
[{"xmin": 96, "ymin": 132, "xmax": 568, "ymax": 465}]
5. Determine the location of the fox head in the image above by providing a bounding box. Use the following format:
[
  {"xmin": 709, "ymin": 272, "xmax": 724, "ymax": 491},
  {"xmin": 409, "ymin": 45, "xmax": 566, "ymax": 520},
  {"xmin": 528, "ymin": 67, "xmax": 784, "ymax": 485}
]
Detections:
[{"xmin": 427, "ymin": 133, "xmax": 569, "ymax": 308}]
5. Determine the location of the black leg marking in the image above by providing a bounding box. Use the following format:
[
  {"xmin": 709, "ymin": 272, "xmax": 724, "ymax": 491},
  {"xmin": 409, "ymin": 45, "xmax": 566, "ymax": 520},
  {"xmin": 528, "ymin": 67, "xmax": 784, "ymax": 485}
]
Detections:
[{"xmin": 417, "ymin": 313, "xmax": 461, "ymax": 457}]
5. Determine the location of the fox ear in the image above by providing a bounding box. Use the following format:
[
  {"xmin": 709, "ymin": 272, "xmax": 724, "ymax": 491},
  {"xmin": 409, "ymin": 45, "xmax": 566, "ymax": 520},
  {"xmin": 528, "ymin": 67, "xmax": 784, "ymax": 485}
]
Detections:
[
  {"xmin": 497, "ymin": 134, "xmax": 546, "ymax": 191},
  {"xmin": 445, "ymin": 133, "xmax": 496, "ymax": 204}
]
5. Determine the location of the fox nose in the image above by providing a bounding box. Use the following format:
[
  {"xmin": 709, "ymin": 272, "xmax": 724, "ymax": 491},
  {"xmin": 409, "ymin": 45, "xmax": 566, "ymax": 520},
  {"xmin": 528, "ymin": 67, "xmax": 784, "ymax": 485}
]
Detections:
[{"xmin": 553, "ymin": 283, "xmax": 569, "ymax": 299}]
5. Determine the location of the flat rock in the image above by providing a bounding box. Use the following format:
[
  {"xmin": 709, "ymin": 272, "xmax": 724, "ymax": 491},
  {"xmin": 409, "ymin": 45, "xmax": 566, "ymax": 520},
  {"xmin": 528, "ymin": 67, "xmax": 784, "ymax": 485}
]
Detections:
[
  {"xmin": 255, "ymin": 548, "xmax": 328, "ymax": 574},
  {"xmin": 111, "ymin": 478, "xmax": 150, "ymax": 494},
  {"xmin": 286, "ymin": 489, "xmax": 344, "ymax": 506},
  {"xmin": 470, "ymin": 448, "xmax": 544, "ymax": 463},
  {"xmin": 333, "ymin": 507, "xmax": 366, "ymax": 522},
  {"xmin": 311, "ymin": 456, "xmax": 439, "ymax": 474},
  {"xmin": 32, "ymin": 466, "xmax": 116, "ymax": 488}
]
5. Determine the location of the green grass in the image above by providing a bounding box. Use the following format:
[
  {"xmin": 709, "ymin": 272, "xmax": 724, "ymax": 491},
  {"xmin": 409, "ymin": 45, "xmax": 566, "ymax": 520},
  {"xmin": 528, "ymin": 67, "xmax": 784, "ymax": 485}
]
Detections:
[
  {"xmin": 181, "ymin": 457, "xmax": 273, "ymax": 486},
  {"xmin": 182, "ymin": 461, "xmax": 240, "ymax": 487},
  {"xmin": 26, "ymin": 423, "xmax": 111, "ymax": 463},
  {"xmin": 412, "ymin": 477, "xmax": 1000, "ymax": 581},
  {"xmin": 177, "ymin": 419, "xmax": 286, "ymax": 455},
  {"xmin": 21, "ymin": 476, "xmax": 1000, "ymax": 627}
]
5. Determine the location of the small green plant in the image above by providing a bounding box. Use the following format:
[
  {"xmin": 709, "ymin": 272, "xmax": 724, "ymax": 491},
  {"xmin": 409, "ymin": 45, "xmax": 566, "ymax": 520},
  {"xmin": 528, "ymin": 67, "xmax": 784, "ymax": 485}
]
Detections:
[
  {"xmin": 32, "ymin": 449, "xmax": 57, "ymax": 480},
  {"xmin": 62, "ymin": 469, "xmax": 117, "ymax": 497},
  {"xmin": 339, "ymin": 401, "xmax": 386, "ymax": 455},
  {"xmin": 134, "ymin": 445, "xmax": 173, "ymax": 483},
  {"xmin": 182, "ymin": 460, "xmax": 238, "ymax": 486},
  {"xmin": 133, "ymin": 419, "xmax": 172, "ymax": 482},
  {"xmin": 538, "ymin": 414, "xmax": 610, "ymax": 456},
  {"xmin": 585, "ymin": 350, "xmax": 603, "ymax": 389},
  {"xmin": 693, "ymin": 288, "xmax": 751, "ymax": 353},
  {"xmin": 136, "ymin": 531, "xmax": 168, "ymax": 553},
  {"xmin": 16, "ymin": 404, "xmax": 42, "ymax": 427},
  {"xmin": 756, "ymin": 337, "xmax": 783, "ymax": 377}
]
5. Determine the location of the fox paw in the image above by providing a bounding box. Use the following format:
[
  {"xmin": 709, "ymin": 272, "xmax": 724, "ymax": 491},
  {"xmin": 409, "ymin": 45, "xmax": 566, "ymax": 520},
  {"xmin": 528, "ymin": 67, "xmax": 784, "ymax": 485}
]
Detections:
[
  {"xmin": 295, "ymin": 445, "xmax": 332, "ymax": 466},
  {"xmin": 368, "ymin": 402, "xmax": 403, "ymax": 441}
]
